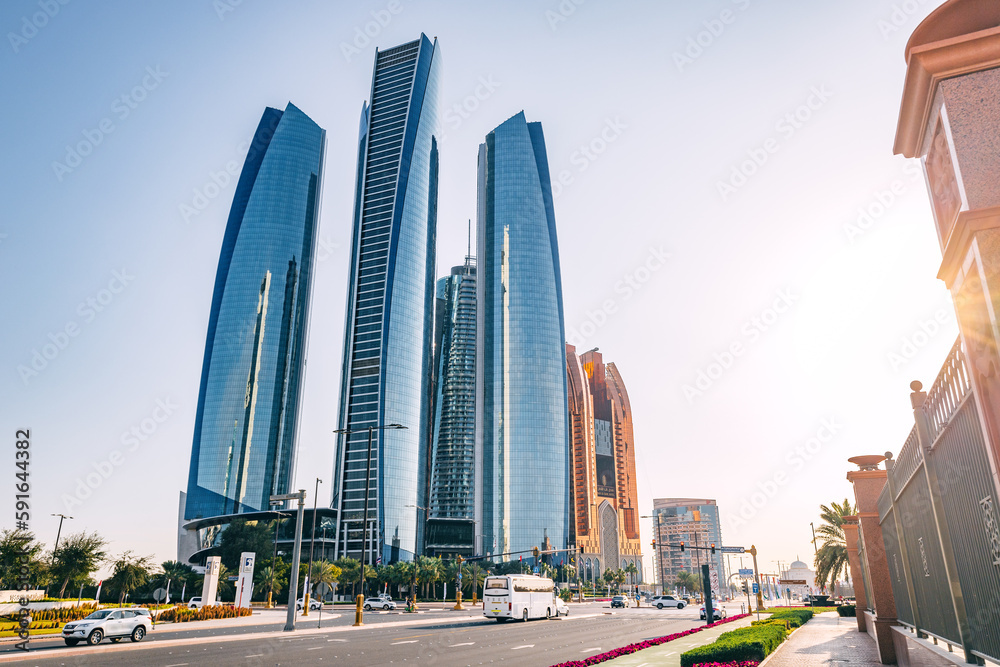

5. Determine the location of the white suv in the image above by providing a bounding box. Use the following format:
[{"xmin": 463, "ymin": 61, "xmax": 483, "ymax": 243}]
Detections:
[
  {"xmin": 650, "ymin": 595, "xmax": 686, "ymax": 609},
  {"xmin": 62, "ymin": 608, "xmax": 152, "ymax": 646}
]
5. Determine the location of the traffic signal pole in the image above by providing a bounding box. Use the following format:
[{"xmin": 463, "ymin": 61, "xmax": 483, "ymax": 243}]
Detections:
[{"xmin": 749, "ymin": 545, "xmax": 765, "ymax": 612}]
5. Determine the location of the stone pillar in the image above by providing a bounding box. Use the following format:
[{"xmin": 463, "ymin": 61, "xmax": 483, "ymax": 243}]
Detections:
[
  {"xmin": 842, "ymin": 515, "xmax": 867, "ymax": 633},
  {"xmin": 894, "ymin": 0, "xmax": 1000, "ymax": 500},
  {"xmin": 847, "ymin": 456, "xmax": 896, "ymax": 664}
]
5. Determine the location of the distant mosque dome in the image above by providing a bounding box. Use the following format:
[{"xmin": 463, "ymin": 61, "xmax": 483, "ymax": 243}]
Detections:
[{"xmin": 790, "ymin": 560, "xmax": 809, "ymax": 569}]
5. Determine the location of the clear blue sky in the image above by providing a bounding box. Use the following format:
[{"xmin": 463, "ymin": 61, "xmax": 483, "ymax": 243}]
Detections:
[{"xmin": 1, "ymin": 0, "xmax": 952, "ymax": 579}]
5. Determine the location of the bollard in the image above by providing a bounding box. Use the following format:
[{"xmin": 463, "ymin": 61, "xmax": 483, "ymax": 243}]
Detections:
[
  {"xmin": 453, "ymin": 590, "xmax": 464, "ymax": 611},
  {"xmin": 353, "ymin": 594, "xmax": 364, "ymax": 626}
]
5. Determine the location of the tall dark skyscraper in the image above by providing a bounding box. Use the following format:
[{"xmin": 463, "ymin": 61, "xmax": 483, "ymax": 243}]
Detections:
[
  {"xmin": 332, "ymin": 34, "xmax": 440, "ymax": 564},
  {"xmin": 477, "ymin": 111, "xmax": 569, "ymax": 559},
  {"xmin": 426, "ymin": 260, "xmax": 477, "ymax": 557},
  {"xmin": 184, "ymin": 103, "xmax": 325, "ymax": 521}
]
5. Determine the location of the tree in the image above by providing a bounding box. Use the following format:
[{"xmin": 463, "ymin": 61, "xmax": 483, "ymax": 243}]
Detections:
[
  {"xmin": 334, "ymin": 557, "xmax": 361, "ymax": 597},
  {"xmin": 624, "ymin": 561, "xmax": 638, "ymax": 586},
  {"xmin": 157, "ymin": 560, "xmax": 197, "ymax": 600},
  {"xmin": 0, "ymin": 529, "xmax": 47, "ymax": 590},
  {"xmin": 814, "ymin": 499, "xmax": 855, "ymax": 591},
  {"xmin": 106, "ymin": 552, "xmax": 155, "ymax": 605},
  {"xmin": 215, "ymin": 564, "xmax": 234, "ymax": 599},
  {"xmin": 216, "ymin": 518, "xmax": 274, "ymax": 571},
  {"xmin": 255, "ymin": 557, "xmax": 290, "ymax": 602},
  {"xmin": 51, "ymin": 531, "xmax": 108, "ymax": 598},
  {"xmin": 674, "ymin": 570, "xmax": 701, "ymax": 593},
  {"xmin": 301, "ymin": 559, "xmax": 341, "ymax": 597}
]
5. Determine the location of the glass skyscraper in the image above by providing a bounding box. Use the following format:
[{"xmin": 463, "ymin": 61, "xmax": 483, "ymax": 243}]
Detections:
[
  {"xmin": 184, "ymin": 103, "xmax": 325, "ymax": 521},
  {"xmin": 332, "ymin": 34, "xmax": 440, "ymax": 564},
  {"xmin": 426, "ymin": 261, "xmax": 477, "ymax": 556},
  {"xmin": 477, "ymin": 112, "xmax": 569, "ymax": 559}
]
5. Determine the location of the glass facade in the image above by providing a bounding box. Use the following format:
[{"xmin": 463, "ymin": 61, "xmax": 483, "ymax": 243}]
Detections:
[
  {"xmin": 333, "ymin": 34, "xmax": 440, "ymax": 564},
  {"xmin": 184, "ymin": 103, "xmax": 325, "ymax": 521},
  {"xmin": 477, "ymin": 112, "xmax": 569, "ymax": 558},
  {"xmin": 426, "ymin": 263, "xmax": 477, "ymax": 556}
]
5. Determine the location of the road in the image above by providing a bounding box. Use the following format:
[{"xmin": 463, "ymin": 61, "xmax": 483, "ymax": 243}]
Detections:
[{"xmin": 0, "ymin": 601, "xmax": 747, "ymax": 666}]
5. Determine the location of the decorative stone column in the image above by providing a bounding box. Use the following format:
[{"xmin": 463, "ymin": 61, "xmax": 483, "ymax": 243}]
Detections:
[
  {"xmin": 894, "ymin": 0, "xmax": 1000, "ymax": 499},
  {"xmin": 847, "ymin": 455, "xmax": 896, "ymax": 664},
  {"xmin": 842, "ymin": 515, "xmax": 867, "ymax": 633}
]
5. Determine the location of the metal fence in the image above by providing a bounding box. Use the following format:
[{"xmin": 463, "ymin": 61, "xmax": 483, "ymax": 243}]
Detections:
[{"xmin": 877, "ymin": 337, "xmax": 1000, "ymax": 664}]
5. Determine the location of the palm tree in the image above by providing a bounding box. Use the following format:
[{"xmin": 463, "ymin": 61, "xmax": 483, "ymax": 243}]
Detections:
[
  {"xmin": 107, "ymin": 551, "xmax": 155, "ymax": 605},
  {"xmin": 215, "ymin": 564, "xmax": 234, "ymax": 599},
  {"xmin": 158, "ymin": 561, "xmax": 196, "ymax": 603},
  {"xmin": 813, "ymin": 499, "xmax": 855, "ymax": 591},
  {"xmin": 675, "ymin": 570, "xmax": 701, "ymax": 593},
  {"xmin": 624, "ymin": 561, "xmax": 638, "ymax": 587}
]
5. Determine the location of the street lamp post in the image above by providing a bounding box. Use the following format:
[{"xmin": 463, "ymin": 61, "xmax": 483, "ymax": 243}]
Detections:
[
  {"xmin": 271, "ymin": 489, "xmax": 307, "ymax": 632},
  {"xmin": 404, "ymin": 504, "xmax": 429, "ymax": 610},
  {"xmin": 641, "ymin": 513, "xmax": 664, "ymax": 594},
  {"xmin": 266, "ymin": 507, "xmax": 290, "ymax": 608},
  {"xmin": 47, "ymin": 514, "xmax": 73, "ymax": 598},
  {"xmin": 333, "ymin": 423, "xmax": 407, "ymax": 622},
  {"xmin": 303, "ymin": 477, "xmax": 322, "ymax": 617}
]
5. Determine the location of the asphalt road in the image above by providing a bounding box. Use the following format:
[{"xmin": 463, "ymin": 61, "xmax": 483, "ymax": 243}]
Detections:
[{"xmin": 0, "ymin": 601, "xmax": 745, "ymax": 666}]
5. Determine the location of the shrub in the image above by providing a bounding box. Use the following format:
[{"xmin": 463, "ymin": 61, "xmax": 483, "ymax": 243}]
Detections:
[
  {"xmin": 766, "ymin": 608, "xmax": 814, "ymax": 628},
  {"xmin": 751, "ymin": 618, "xmax": 790, "ymax": 630},
  {"xmin": 837, "ymin": 604, "xmax": 856, "ymax": 617},
  {"xmin": 156, "ymin": 604, "xmax": 252, "ymax": 623},
  {"xmin": 680, "ymin": 623, "xmax": 787, "ymax": 667},
  {"xmin": 1, "ymin": 603, "xmax": 100, "ymax": 623}
]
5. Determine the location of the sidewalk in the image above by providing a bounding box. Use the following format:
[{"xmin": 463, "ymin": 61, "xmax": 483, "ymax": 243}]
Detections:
[
  {"xmin": 602, "ymin": 616, "xmax": 755, "ymax": 667},
  {"xmin": 763, "ymin": 612, "xmax": 882, "ymax": 667}
]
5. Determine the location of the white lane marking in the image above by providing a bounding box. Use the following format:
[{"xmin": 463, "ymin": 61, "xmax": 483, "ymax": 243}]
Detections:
[
  {"xmin": 166, "ymin": 664, "xmax": 190, "ymax": 667},
  {"xmin": 328, "ymin": 638, "xmax": 348, "ymax": 642},
  {"xmin": 581, "ymin": 647, "xmax": 602, "ymax": 652},
  {"xmin": 512, "ymin": 644, "xmax": 535, "ymax": 650},
  {"xmin": 392, "ymin": 640, "xmax": 419, "ymax": 645},
  {"xmin": 449, "ymin": 642, "xmax": 476, "ymax": 647},
  {"xmin": 245, "ymin": 656, "xmax": 263, "ymax": 659},
  {"xmin": 308, "ymin": 646, "xmax": 324, "ymax": 650}
]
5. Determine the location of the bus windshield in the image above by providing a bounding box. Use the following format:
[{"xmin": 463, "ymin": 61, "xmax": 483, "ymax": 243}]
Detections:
[{"xmin": 485, "ymin": 578, "xmax": 508, "ymax": 590}]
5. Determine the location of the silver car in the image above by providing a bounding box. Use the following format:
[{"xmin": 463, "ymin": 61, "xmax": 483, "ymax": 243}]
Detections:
[
  {"xmin": 62, "ymin": 608, "xmax": 152, "ymax": 646},
  {"xmin": 363, "ymin": 597, "xmax": 396, "ymax": 610}
]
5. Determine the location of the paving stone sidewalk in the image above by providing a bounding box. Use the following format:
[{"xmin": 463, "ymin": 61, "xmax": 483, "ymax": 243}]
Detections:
[{"xmin": 762, "ymin": 612, "xmax": 882, "ymax": 667}]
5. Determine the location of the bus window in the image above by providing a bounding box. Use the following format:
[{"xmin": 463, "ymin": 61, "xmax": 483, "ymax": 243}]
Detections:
[{"xmin": 485, "ymin": 578, "xmax": 508, "ymax": 590}]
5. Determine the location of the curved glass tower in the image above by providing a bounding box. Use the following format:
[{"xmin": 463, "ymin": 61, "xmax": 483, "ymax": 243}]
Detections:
[
  {"xmin": 184, "ymin": 103, "xmax": 325, "ymax": 521},
  {"xmin": 333, "ymin": 34, "xmax": 440, "ymax": 564},
  {"xmin": 477, "ymin": 111, "xmax": 569, "ymax": 558}
]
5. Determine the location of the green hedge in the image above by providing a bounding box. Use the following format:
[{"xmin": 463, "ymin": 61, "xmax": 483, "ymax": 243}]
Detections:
[
  {"xmin": 751, "ymin": 618, "xmax": 790, "ymax": 630},
  {"xmin": 767, "ymin": 608, "xmax": 815, "ymax": 627},
  {"xmin": 837, "ymin": 604, "xmax": 856, "ymax": 617},
  {"xmin": 679, "ymin": 623, "xmax": 787, "ymax": 667}
]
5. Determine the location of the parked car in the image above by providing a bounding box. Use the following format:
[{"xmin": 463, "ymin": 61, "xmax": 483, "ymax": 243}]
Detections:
[
  {"xmin": 699, "ymin": 602, "xmax": 727, "ymax": 621},
  {"xmin": 610, "ymin": 595, "xmax": 630, "ymax": 608},
  {"xmin": 554, "ymin": 597, "xmax": 569, "ymax": 617},
  {"xmin": 62, "ymin": 608, "xmax": 152, "ymax": 646},
  {"xmin": 363, "ymin": 597, "xmax": 396, "ymax": 610},
  {"xmin": 187, "ymin": 596, "xmax": 215, "ymax": 609},
  {"xmin": 296, "ymin": 597, "xmax": 323, "ymax": 611},
  {"xmin": 650, "ymin": 595, "xmax": 686, "ymax": 609}
]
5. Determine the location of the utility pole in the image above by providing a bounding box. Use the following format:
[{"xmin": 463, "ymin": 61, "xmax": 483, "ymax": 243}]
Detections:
[
  {"xmin": 749, "ymin": 544, "xmax": 764, "ymax": 612},
  {"xmin": 810, "ymin": 523, "xmax": 818, "ymax": 554},
  {"xmin": 272, "ymin": 489, "xmax": 307, "ymax": 632}
]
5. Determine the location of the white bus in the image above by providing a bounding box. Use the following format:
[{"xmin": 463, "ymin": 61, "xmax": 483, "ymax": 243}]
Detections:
[{"xmin": 483, "ymin": 575, "xmax": 557, "ymax": 622}]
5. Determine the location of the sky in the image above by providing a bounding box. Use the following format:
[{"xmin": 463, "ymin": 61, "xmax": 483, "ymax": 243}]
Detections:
[{"xmin": 0, "ymin": 0, "xmax": 955, "ymax": 581}]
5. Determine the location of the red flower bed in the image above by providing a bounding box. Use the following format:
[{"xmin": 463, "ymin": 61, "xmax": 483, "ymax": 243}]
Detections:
[{"xmin": 549, "ymin": 613, "xmax": 752, "ymax": 667}]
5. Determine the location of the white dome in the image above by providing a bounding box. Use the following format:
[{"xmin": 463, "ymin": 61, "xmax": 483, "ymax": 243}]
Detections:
[{"xmin": 790, "ymin": 560, "xmax": 809, "ymax": 569}]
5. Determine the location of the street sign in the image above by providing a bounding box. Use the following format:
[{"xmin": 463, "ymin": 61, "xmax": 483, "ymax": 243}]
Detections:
[
  {"xmin": 315, "ymin": 582, "xmax": 332, "ymax": 598},
  {"xmin": 269, "ymin": 491, "xmax": 306, "ymax": 502},
  {"xmin": 720, "ymin": 546, "xmax": 745, "ymax": 554},
  {"xmin": 738, "ymin": 568, "xmax": 754, "ymax": 577},
  {"xmin": 752, "ymin": 583, "xmax": 759, "ymax": 594},
  {"xmin": 779, "ymin": 579, "xmax": 807, "ymax": 585},
  {"xmin": 533, "ymin": 567, "xmax": 540, "ymax": 575},
  {"xmin": 153, "ymin": 588, "xmax": 166, "ymax": 602}
]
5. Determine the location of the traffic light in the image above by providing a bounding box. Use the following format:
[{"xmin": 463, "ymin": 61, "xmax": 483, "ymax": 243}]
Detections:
[
  {"xmin": 651, "ymin": 539, "xmax": 656, "ymax": 549},
  {"xmin": 710, "ymin": 543, "xmax": 716, "ymax": 555},
  {"xmin": 679, "ymin": 541, "xmax": 685, "ymax": 552},
  {"xmin": 742, "ymin": 581, "xmax": 748, "ymax": 594},
  {"xmin": 533, "ymin": 546, "xmax": 540, "ymax": 560}
]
